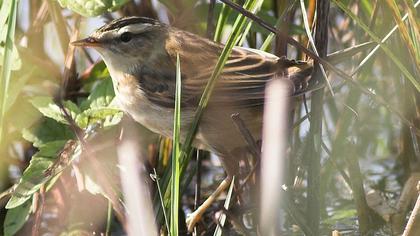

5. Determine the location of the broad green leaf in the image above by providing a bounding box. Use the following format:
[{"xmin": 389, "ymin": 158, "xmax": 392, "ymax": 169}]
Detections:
[
  {"xmin": 103, "ymin": 110, "xmax": 123, "ymax": 127},
  {"xmin": 56, "ymin": 0, "xmax": 130, "ymax": 17},
  {"xmin": 80, "ymin": 62, "xmax": 111, "ymax": 93},
  {"xmin": 3, "ymin": 200, "xmax": 32, "ymax": 236},
  {"xmin": 22, "ymin": 118, "xmax": 73, "ymax": 148},
  {"xmin": 81, "ymin": 77, "xmax": 115, "ymax": 110},
  {"xmin": 30, "ymin": 96, "xmax": 80, "ymax": 124},
  {"xmin": 75, "ymin": 107, "xmax": 122, "ymax": 128},
  {"xmin": 89, "ymin": 61, "xmax": 109, "ymax": 80},
  {"xmin": 6, "ymin": 141, "xmax": 67, "ymax": 209}
]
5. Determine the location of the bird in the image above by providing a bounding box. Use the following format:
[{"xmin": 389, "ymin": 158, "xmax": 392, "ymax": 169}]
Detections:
[{"xmin": 71, "ymin": 16, "xmax": 313, "ymax": 231}]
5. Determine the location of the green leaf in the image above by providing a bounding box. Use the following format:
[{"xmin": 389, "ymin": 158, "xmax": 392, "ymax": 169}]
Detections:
[
  {"xmin": 89, "ymin": 61, "xmax": 109, "ymax": 80},
  {"xmin": 75, "ymin": 107, "xmax": 122, "ymax": 128},
  {"xmin": 77, "ymin": 77, "xmax": 121, "ymax": 127},
  {"xmin": 103, "ymin": 110, "xmax": 123, "ymax": 127},
  {"xmin": 22, "ymin": 118, "xmax": 73, "ymax": 148},
  {"xmin": 30, "ymin": 96, "xmax": 80, "ymax": 124},
  {"xmin": 3, "ymin": 200, "xmax": 32, "ymax": 236},
  {"xmin": 56, "ymin": 0, "xmax": 130, "ymax": 17},
  {"xmin": 81, "ymin": 77, "xmax": 116, "ymax": 110},
  {"xmin": 6, "ymin": 141, "xmax": 66, "ymax": 209}
]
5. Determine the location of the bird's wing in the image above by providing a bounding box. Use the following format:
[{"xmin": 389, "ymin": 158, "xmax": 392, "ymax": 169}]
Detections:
[
  {"xmin": 181, "ymin": 46, "xmax": 313, "ymax": 108},
  {"xmin": 137, "ymin": 45, "xmax": 312, "ymax": 109}
]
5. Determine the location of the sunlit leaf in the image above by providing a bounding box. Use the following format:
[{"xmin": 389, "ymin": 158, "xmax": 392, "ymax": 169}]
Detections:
[
  {"xmin": 22, "ymin": 118, "xmax": 73, "ymax": 148},
  {"xmin": 3, "ymin": 200, "xmax": 32, "ymax": 236},
  {"xmin": 56, "ymin": 0, "xmax": 130, "ymax": 17},
  {"xmin": 30, "ymin": 97, "xmax": 80, "ymax": 124},
  {"xmin": 81, "ymin": 77, "xmax": 116, "ymax": 110},
  {"xmin": 76, "ymin": 107, "xmax": 122, "ymax": 128},
  {"xmin": 6, "ymin": 141, "xmax": 67, "ymax": 209}
]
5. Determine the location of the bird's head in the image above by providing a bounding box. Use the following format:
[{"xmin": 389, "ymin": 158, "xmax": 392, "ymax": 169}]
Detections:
[{"xmin": 71, "ymin": 17, "xmax": 169, "ymax": 70}]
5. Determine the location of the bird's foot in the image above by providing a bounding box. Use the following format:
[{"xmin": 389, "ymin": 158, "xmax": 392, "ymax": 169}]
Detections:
[
  {"xmin": 185, "ymin": 176, "xmax": 233, "ymax": 232},
  {"xmin": 186, "ymin": 209, "xmax": 204, "ymax": 232}
]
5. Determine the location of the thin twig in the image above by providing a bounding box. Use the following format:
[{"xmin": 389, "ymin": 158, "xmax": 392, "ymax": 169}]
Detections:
[
  {"xmin": 305, "ymin": 0, "xmax": 329, "ymax": 233},
  {"xmin": 402, "ymin": 181, "xmax": 420, "ymax": 236},
  {"xmin": 193, "ymin": 150, "xmax": 202, "ymax": 236},
  {"xmin": 231, "ymin": 113, "xmax": 261, "ymax": 159},
  {"xmin": 31, "ymin": 186, "xmax": 45, "ymax": 236},
  {"xmin": 152, "ymin": 168, "xmax": 170, "ymax": 233},
  {"xmin": 46, "ymin": 0, "xmax": 70, "ymax": 54}
]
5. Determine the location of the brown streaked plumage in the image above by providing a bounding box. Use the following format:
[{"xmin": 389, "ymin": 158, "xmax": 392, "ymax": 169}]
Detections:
[{"xmin": 72, "ymin": 16, "xmax": 313, "ymax": 231}]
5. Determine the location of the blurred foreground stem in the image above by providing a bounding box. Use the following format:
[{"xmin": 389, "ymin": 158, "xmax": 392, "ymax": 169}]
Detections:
[{"xmin": 306, "ymin": 0, "xmax": 329, "ymax": 235}]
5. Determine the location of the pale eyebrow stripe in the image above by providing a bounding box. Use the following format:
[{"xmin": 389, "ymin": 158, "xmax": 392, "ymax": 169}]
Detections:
[{"xmin": 118, "ymin": 24, "xmax": 152, "ymax": 34}]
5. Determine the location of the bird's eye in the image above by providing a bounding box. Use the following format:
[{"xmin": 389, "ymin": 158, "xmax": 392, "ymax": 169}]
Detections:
[{"xmin": 120, "ymin": 32, "xmax": 132, "ymax": 42}]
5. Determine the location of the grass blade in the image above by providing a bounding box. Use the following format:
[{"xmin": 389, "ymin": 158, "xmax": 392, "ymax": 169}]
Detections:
[
  {"xmin": 214, "ymin": 4, "xmax": 232, "ymax": 42},
  {"xmin": 213, "ymin": 177, "xmax": 235, "ymax": 236},
  {"xmin": 332, "ymin": 0, "xmax": 420, "ymax": 91},
  {"xmin": 385, "ymin": 0, "xmax": 420, "ymax": 72},
  {"xmin": 299, "ymin": 0, "xmax": 334, "ymax": 96},
  {"xmin": 0, "ymin": 0, "xmax": 18, "ymax": 144},
  {"xmin": 351, "ymin": 1, "xmax": 420, "ymax": 75},
  {"xmin": 259, "ymin": 0, "xmax": 298, "ymax": 51},
  {"xmin": 170, "ymin": 54, "xmax": 182, "ymax": 236}
]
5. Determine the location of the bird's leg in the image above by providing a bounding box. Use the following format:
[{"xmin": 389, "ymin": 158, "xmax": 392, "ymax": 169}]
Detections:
[{"xmin": 186, "ymin": 175, "xmax": 233, "ymax": 232}]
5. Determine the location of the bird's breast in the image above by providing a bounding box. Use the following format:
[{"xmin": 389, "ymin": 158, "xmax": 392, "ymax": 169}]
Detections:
[{"xmin": 108, "ymin": 69, "xmax": 198, "ymax": 142}]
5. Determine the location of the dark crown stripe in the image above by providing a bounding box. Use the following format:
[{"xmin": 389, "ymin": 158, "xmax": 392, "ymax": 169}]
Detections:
[{"xmin": 97, "ymin": 17, "xmax": 160, "ymax": 33}]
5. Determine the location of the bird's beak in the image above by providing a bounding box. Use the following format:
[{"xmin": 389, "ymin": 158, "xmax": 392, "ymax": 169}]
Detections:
[{"xmin": 70, "ymin": 37, "xmax": 101, "ymax": 47}]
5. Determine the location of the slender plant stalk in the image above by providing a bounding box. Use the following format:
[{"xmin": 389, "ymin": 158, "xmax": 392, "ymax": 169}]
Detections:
[
  {"xmin": 106, "ymin": 200, "xmax": 112, "ymax": 236},
  {"xmin": 299, "ymin": 0, "xmax": 333, "ymax": 95},
  {"xmin": 213, "ymin": 177, "xmax": 235, "ymax": 236},
  {"xmin": 306, "ymin": 1, "xmax": 329, "ymax": 234}
]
